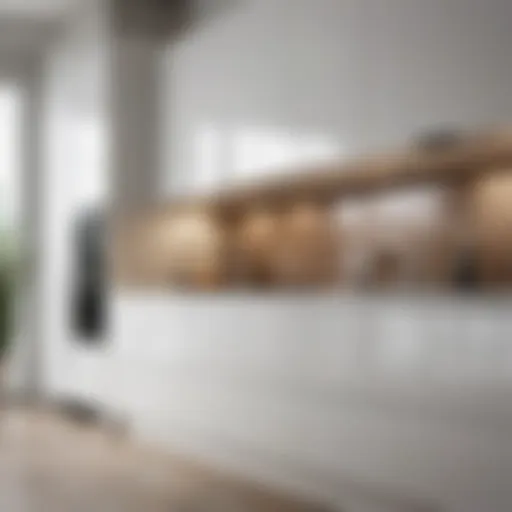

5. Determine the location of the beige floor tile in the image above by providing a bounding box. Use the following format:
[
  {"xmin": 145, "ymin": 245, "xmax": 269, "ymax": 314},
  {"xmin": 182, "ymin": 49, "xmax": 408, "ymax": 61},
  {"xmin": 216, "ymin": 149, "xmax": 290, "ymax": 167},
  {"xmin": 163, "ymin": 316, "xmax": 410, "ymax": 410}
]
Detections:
[{"xmin": 0, "ymin": 409, "xmax": 328, "ymax": 512}]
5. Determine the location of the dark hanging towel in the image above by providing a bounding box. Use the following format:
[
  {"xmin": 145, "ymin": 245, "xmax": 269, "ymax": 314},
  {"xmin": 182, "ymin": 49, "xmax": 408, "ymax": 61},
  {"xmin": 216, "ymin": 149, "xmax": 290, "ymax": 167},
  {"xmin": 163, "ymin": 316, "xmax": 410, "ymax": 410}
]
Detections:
[{"xmin": 73, "ymin": 209, "xmax": 106, "ymax": 344}]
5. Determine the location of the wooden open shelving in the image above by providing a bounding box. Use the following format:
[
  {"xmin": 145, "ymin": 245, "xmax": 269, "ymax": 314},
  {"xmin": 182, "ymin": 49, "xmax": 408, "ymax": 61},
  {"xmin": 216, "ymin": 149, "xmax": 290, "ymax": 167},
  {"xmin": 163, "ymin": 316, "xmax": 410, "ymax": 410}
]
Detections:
[
  {"xmin": 154, "ymin": 129, "xmax": 512, "ymax": 214},
  {"xmin": 114, "ymin": 129, "xmax": 512, "ymax": 289}
]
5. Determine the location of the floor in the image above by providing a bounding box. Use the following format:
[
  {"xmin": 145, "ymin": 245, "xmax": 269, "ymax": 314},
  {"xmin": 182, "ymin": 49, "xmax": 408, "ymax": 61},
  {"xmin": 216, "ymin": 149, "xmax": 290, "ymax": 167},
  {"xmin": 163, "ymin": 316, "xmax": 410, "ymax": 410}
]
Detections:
[{"xmin": 0, "ymin": 408, "xmax": 328, "ymax": 512}]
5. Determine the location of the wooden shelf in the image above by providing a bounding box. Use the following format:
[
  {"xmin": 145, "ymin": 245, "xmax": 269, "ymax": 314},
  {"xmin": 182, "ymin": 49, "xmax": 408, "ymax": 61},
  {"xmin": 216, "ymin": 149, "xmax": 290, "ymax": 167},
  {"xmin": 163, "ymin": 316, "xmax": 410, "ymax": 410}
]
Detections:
[
  {"xmin": 147, "ymin": 129, "xmax": 512, "ymax": 219},
  {"xmin": 114, "ymin": 129, "xmax": 512, "ymax": 289}
]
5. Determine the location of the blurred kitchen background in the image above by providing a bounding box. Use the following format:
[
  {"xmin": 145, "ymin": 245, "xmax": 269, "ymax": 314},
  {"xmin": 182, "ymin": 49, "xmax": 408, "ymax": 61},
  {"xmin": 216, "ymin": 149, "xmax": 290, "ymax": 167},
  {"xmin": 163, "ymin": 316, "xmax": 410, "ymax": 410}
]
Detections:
[{"xmin": 2, "ymin": 1, "xmax": 512, "ymax": 511}]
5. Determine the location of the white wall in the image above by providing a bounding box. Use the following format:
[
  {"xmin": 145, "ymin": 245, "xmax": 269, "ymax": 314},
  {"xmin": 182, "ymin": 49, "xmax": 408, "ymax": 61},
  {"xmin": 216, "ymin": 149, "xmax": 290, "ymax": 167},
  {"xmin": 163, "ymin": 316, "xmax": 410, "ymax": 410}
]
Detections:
[
  {"xmin": 164, "ymin": 0, "xmax": 512, "ymax": 194},
  {"xmin": 39, "ymin": 0, "xmax": 108, "ymax": 397}
]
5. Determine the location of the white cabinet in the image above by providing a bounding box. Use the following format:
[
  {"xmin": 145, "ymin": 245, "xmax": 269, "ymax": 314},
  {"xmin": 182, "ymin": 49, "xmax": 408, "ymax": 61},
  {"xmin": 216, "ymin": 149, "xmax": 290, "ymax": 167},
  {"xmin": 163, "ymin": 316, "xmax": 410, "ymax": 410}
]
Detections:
[{"xmin": 60, "ymin": 294, "xmax": 512, "ymax": 512}]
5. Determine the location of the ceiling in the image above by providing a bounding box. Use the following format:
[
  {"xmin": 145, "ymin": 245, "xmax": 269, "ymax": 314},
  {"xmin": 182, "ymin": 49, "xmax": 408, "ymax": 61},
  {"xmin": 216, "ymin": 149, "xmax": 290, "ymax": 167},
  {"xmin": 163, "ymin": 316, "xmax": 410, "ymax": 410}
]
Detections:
[
  {"xmin": 0, "ymin": 0, "xmax": 79, "ymax": 58},
  {"xmin": 0, "ymin": 0, "xmax": 74, "ymax": 18}
]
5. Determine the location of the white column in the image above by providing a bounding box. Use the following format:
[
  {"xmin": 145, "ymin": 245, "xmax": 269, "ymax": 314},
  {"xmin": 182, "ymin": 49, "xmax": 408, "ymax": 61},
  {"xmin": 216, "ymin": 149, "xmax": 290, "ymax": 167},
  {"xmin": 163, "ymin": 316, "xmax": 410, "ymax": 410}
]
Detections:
[
  {"xmin": 109, "ymin": 0, "xmax": 185, "ymax": 215},
  {"xmin": 7, "ymin": 55, "xmax": 45, "ymax": 399}
]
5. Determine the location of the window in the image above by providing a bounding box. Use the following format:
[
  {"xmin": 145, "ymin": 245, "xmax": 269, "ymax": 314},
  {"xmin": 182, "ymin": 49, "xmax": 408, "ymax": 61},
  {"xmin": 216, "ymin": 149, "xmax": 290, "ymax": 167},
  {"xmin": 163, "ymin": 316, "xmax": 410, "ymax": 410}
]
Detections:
[
  {"xmin": 0, "ymin": 84, "xmax": 22, "ymax": 240},
  {"xmin": 189, "ymin": 123, "xmax": 342, "ymax": 191}
]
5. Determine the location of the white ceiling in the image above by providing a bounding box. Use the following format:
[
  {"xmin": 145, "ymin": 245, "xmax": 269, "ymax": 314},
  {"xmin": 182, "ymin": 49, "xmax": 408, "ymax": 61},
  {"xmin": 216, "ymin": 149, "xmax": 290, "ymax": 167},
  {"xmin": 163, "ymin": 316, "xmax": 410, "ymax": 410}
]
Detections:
[
  {"xmin": 0, "ymin": 0, "xmax": 75, "ymax": 18},
  {"xmin": 0, "ymin": 0, "xmax": 80, "ymax": 58}
]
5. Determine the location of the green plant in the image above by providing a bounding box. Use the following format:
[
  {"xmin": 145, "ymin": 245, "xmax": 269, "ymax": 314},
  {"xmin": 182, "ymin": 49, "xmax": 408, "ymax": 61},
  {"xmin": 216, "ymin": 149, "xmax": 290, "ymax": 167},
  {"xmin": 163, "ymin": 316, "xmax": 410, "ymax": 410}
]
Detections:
[
  {"xmin": 0, "ymin": 230, "xmax": 17, "ymax": 361},
  {"xmin": 0, "ymin": 263, "xmax": 12, "ymax": 361}
]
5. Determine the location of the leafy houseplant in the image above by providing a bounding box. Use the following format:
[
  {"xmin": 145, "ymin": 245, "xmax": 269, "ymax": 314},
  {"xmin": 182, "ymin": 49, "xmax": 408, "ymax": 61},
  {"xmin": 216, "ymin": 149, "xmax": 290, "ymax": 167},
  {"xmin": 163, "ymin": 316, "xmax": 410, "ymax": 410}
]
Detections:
[
  {"xmin": 0, "ymin": 265, "xmax": 11, "ymax": 362},
  {"xmin": 0, "ymin": 232, "xmax": 17, "ymax": 364}
]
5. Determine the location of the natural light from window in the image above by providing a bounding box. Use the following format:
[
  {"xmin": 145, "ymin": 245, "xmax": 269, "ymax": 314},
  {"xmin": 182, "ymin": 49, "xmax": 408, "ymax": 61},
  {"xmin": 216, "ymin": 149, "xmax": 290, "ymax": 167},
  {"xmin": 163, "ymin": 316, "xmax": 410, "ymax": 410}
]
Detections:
[
  {"xmin": 0, "ymin": 84, "xmax": 22, "ymax": 234},
  {"xmin": 192, "ymin": 124, "xmax": 343, "ymax": 191}
]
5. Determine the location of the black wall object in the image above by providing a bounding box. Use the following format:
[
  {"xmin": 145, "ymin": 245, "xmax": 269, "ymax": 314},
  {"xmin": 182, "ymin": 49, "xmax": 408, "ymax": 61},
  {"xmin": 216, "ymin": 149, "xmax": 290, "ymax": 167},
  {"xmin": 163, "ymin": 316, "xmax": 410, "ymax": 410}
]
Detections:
[
  {"xmin": 453, "ymin": 244, "xmax": 480, "ymax": 290},
  {"xmin": 73, "ymin": 210, "xmax": 106, "ymax": 343}
]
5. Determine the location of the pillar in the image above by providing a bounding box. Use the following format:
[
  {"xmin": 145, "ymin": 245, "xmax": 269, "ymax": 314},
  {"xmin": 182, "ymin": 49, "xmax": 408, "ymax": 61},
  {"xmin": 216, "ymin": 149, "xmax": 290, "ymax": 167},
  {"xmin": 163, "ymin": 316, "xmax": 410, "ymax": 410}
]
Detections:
[
  {"xmin": 108, "ymin": 0, "xmax": 188, "ymax": 216},
  {"xmin": 7, "ymin": 55, "xmax": 45, "ymax": 399}
]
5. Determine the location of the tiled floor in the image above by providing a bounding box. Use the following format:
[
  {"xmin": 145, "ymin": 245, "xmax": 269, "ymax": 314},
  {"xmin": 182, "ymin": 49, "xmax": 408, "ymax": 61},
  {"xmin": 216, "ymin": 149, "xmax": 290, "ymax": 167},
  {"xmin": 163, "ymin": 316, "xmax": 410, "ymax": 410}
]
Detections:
[{"xmin": 0, "ymin": 408, "xmax": 327, "ymax": 511}]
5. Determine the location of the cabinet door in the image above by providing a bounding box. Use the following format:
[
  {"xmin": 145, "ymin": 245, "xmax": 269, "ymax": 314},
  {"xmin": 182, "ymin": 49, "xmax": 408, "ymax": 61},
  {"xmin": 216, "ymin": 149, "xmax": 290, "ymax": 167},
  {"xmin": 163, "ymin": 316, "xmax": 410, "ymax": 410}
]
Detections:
[{"xmin": 469, "ymin": 173, "xmax": 512, "ymax": 285}]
